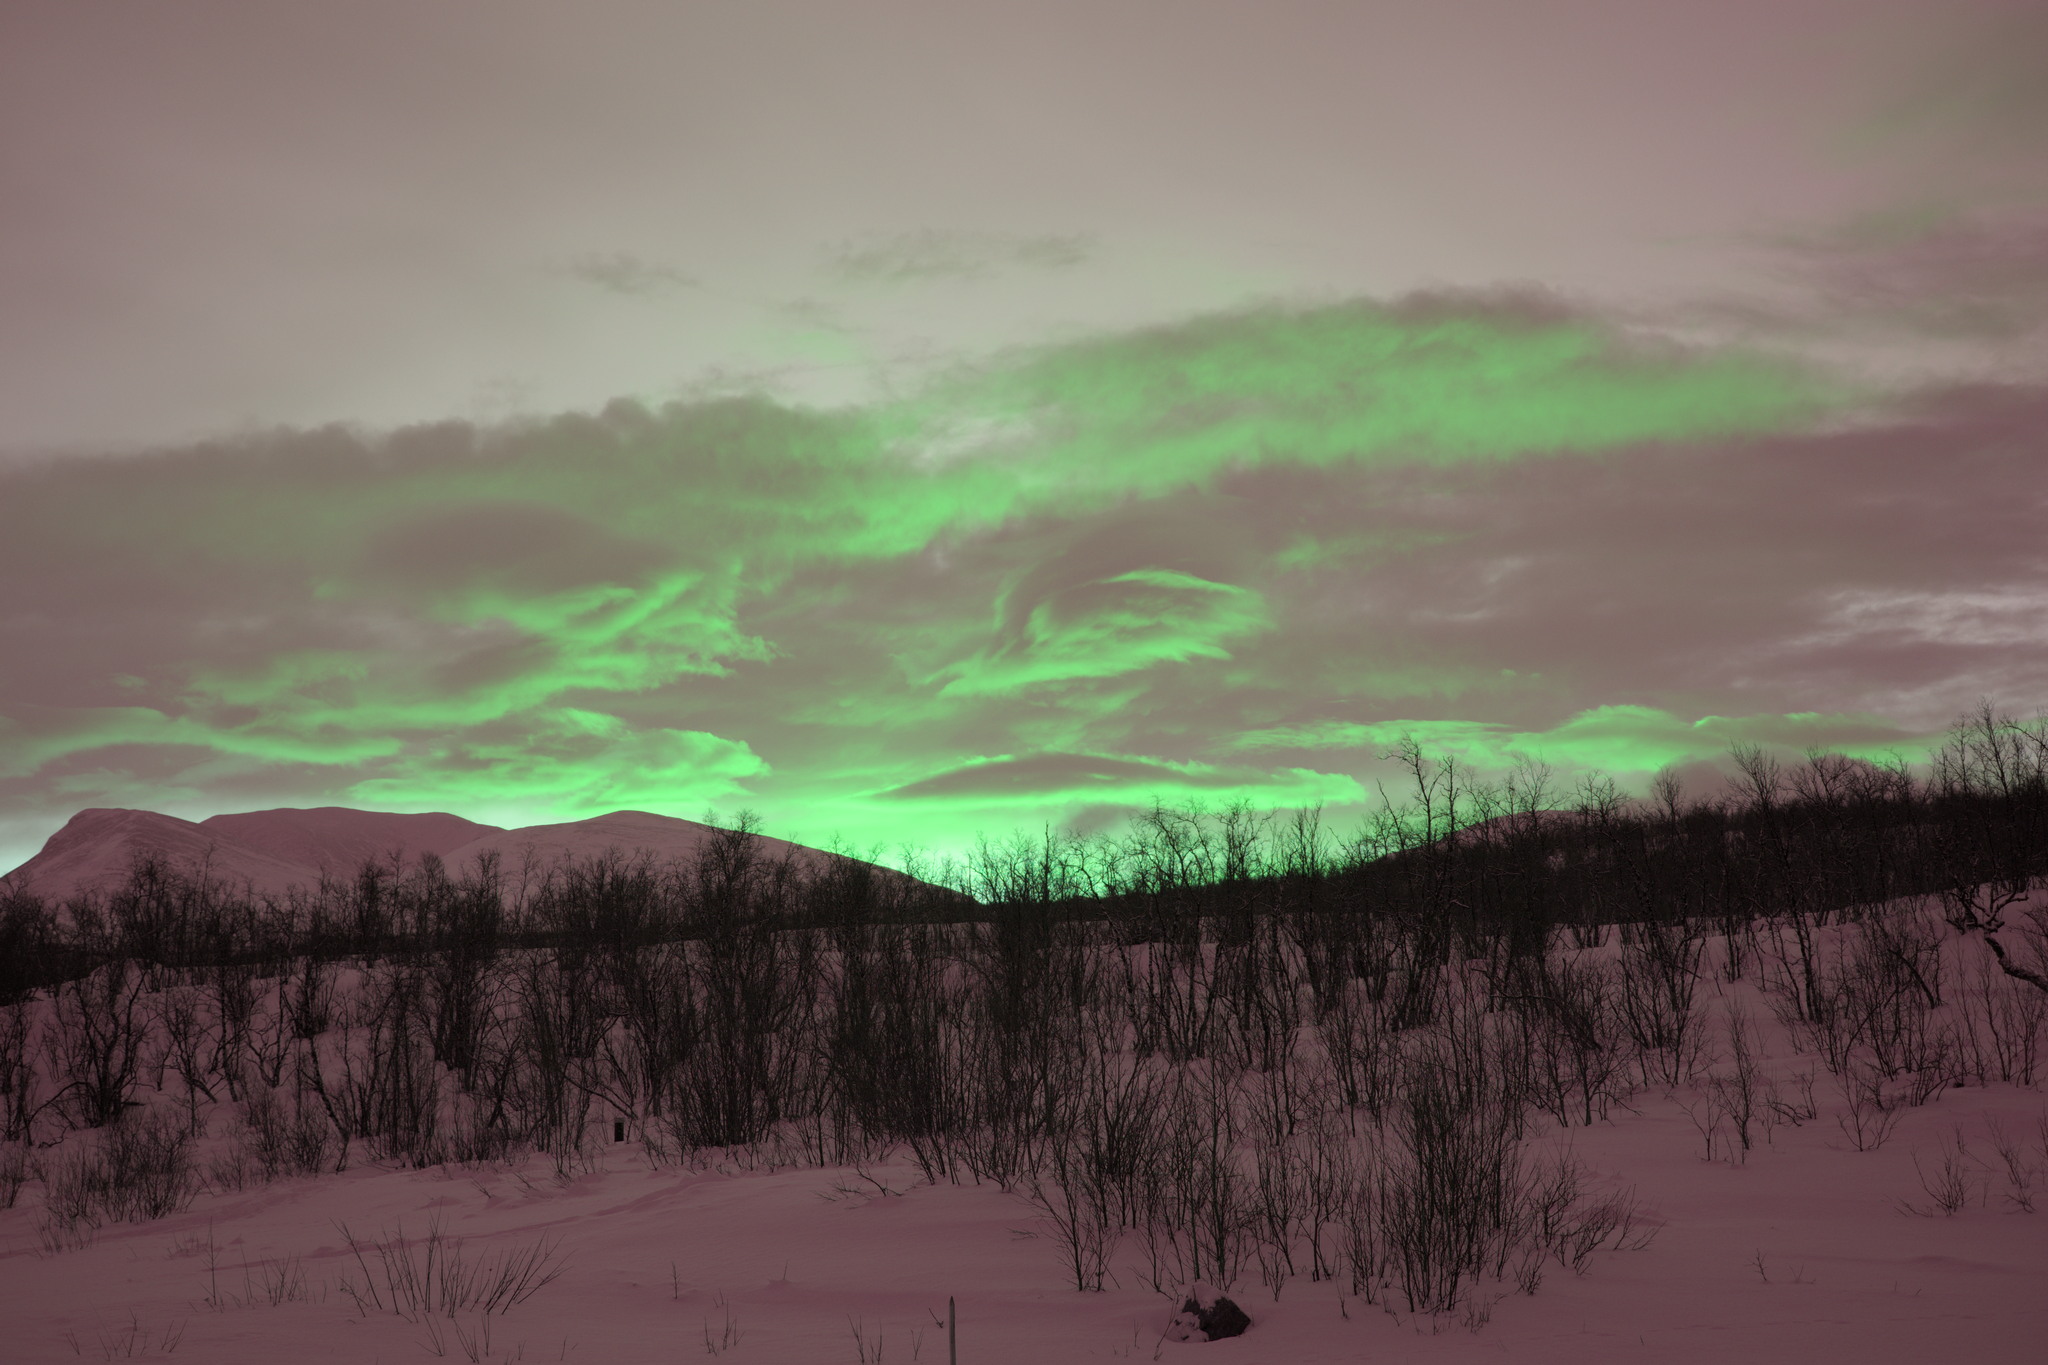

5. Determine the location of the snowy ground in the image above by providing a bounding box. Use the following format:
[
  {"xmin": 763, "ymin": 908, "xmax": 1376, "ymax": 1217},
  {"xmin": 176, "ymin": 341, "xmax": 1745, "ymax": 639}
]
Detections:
[{"xmin": 4, "ymin": 1052, "xmax": 2045, "ymax": 1363}]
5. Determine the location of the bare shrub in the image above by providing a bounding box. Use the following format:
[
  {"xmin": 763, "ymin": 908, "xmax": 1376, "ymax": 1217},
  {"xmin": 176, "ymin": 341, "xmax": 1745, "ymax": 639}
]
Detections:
[
  {"xmin": 700, "ymin": 1290, "xmax": 744, "ymax": 1356},
  {"xmin": 0, "ymin": 1001, "xmax": 51, "ymax": 1143},
  {"xmin": 1129, "ymin": 1063, "xmax": 1256, "ymax": 1296},
  {"xmin": 197, "ymin": 1228, "xmax": 326, "ymax": 1311},
  {"xmin": 1370, "ymin": 1072, "xmax": 1521, "ymax": 1312},
  {"xmin": 206, "ymin": 1138, "xmax": 255, "ymax": 1194},
  {"xmin": 1027, "ymin": 1141, "xmax": 1119, "ymax": 1292},
  {"xmin": 1524, "ymin": 1155, "xmax": 1656, "ymax": 1275},
  {"xmin": 152, "ymin": 983, "xmax": 221, "ymax": 1129},
  {"xmin": 1293, "ymin": 1119, "xmax": 1354, "ymax": 1285},
  {"xmin": 1831, "ymin": 1060, "xmax": 1907, "ymax": 1152},
  {"xmin": 1686, "ymin": 1005, "xmax": 1770, "ymax": 1163},
  {"xmin": 297, "ymin": 964, "xmax": 445, "ymax": 1168},
  {"xmin": 0, "ymin": 1138, "xmax": 29, "ymax": 1208},
  {"xmin": 1765, "ymin": 1064, "xmax": 1820, "ymax": 1126},
  {"xmin": 1614, "ymin": 923, "xmax": 1710, "ymax": 1087},
  {"xmin": 1960, "ymin": 951, "xmax": 2048, "ymax": 1086},
  {"xmin": 62, "ymin": 1311, "xmax": 186, "ymax": 1359},
  {"xmin": 34, "ymin": 1107, "xmax": 197, "ymax": 1251},
  {"xmin": 1316, "ymin": 985, "xmax": 1401, "ymax": 1121},
  {"xmin": 1982, "ymin": 1115, "xmax": 2039, "ymax": 1212},
  {"xmin": 1896, "ymin": 1128, "xmax": 1981, "ymax": 1216},
  {"xmin": 336, "ymin": 1215, "xmax": 569, "ymax": 1321},
  {"xmin": 239, "ymin": 1083, "xmax": 338, "ymax": 1180},
  {"xmin": 44, "ymin": 960, "xmax": 151, "ymax": 1129},
  {"xmin": 1334, "ymin": 1019, "xmax": 1520, "ymax": 1315},
  {"xmin": 1514, "ymin": 952, "xmax": 1633, "ymax": 1128}
]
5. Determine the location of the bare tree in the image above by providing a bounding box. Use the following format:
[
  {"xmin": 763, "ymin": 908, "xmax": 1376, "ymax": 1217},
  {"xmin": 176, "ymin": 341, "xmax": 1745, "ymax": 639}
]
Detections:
[{"xmin": 1930, "ymin": 704, "xmax": 2048, "ymax": 993}]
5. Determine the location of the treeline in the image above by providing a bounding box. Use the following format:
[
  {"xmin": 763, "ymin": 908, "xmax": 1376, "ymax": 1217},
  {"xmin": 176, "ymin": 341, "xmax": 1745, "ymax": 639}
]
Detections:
[
  {"xmin": 0, "ymin": 817, "xmax": 969, "ymax": 1006},
  {"xmin": 4, "ymin": 705, "xmax": 2048, "ymax": 1003},
  {"xmin": 963, "ymin": 704, "xmax": 2048, "ymax": 994}
]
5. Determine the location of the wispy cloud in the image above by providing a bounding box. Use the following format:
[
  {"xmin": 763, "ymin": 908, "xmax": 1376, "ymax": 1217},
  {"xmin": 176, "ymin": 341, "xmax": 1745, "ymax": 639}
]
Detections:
[
  {"xmin": 1232, "ymin": 707, "xmax": 1921, "ymax": 779},
  {"xmin": 551, "ymin": 251, "xmax": 698, "ymax": 296},
  {"xmin": 824, "ymin": 230, "xmax": 1092, "ymax": 284}
]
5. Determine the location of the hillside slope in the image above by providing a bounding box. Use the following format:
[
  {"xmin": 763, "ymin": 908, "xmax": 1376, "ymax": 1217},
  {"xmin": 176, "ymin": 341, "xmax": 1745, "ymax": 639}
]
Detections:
[{"xmin": 1, "ymin": 806, "xmax": 900, "ymax": 905}]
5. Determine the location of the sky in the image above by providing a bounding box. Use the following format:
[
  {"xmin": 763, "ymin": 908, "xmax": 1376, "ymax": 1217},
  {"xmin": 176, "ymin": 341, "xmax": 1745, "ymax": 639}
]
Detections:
[{"xmin": 4, "ymin": 0, "xmax": 2047, "ymax": 873}]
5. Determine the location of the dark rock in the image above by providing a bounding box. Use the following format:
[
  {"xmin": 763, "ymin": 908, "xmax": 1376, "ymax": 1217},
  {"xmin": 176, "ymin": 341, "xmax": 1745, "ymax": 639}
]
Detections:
[{"xmin": 1179, "ymin": 1293, "xmax": 1251, "ymax": 1341}]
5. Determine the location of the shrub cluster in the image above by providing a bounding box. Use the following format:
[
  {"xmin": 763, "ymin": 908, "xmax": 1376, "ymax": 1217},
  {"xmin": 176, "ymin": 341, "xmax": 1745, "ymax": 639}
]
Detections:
[{"xmin": 1, "ymin": 707, "xmax": 2044, "ymax": 1323}]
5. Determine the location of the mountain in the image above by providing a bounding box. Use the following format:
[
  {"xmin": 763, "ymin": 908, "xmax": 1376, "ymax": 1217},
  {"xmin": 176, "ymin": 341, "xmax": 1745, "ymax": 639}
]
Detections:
[
  {"xmin": 0, "ymin": 806, "xmax": 912, "ymax": 906},
  {"xmin": 0, "ymin": 808, "xmax": 333, "ymax": 905},
  {"xmin": 199, "ymin": 806, "xmax": 501, "ymax": 879},
  {"xmin": 437, "ymin": 809, "xmax": 855, "ymax": 886}
]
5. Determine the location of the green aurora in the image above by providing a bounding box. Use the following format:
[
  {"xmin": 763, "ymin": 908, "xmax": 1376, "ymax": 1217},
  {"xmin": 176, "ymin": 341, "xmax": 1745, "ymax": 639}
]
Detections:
[{"xmin": 0, "ymin": 297, "xmax": 1986, "ymax": 867}]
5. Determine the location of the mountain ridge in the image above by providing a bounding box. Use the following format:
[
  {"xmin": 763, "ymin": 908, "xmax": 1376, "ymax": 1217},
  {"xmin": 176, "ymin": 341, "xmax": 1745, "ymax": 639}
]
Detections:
[{"xmin": 1, "ymin": 806, "xmax": 881, "ymax": 905}]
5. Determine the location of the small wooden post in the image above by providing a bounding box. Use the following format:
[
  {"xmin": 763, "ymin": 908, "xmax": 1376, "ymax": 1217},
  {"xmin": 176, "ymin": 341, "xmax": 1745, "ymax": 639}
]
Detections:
[{"xmin": 949, "ymin": 1295, "xmax": 956, "ymax": 1365}]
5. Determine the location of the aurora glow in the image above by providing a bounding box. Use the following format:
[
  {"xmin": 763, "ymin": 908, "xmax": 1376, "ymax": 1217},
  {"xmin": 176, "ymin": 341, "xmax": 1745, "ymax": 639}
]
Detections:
[{"xmin": 4, "ymin": 2, "xmax": 2046, "ymax": 873}]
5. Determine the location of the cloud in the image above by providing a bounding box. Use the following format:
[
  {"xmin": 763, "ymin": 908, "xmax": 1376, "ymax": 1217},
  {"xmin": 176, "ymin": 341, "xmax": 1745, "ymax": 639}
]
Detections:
[
  {"xmin": 552, "ymin": 252, "xmax": 698, "ymax": 296},
  {"xmin": 0, "ymin": 705, "xmax": 404, "ymax": 779},
  {"xmin": 1737, "ymin": 209, "xmax": 2048, "ymax": 346},
  {"xmin": 825, "ymin": 230, "xmax": 1092, "ymax": 283},
  {"xmin": 343, "ymin": 709, "xmax": 766, "ymax": 822},
  {"xmin": 932, "ymin": 570, "xmax": 1270, "ymax": 697},
  {"xmin": 9, "ymin": 290, "xmax": 2022, "ymax": 864},
  {"xmin": 1740, "ymin": 11, "xmax": 2048, "ymax": 356},
  {"xmin": 898, "ymin": 293, "xmax": 1842, "ymax": 507},
  {"xmin": 879, "ymin": 752, "xmax": 1362, "ymax": 807},
  {"xmin": 1233, "ymin": 706, "xmax": 1924, "ymax": 779},
  {"xmin": 1798, "ymin": 586, "xmax": 2048, "ymax": 649}
]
